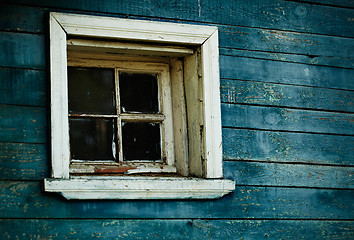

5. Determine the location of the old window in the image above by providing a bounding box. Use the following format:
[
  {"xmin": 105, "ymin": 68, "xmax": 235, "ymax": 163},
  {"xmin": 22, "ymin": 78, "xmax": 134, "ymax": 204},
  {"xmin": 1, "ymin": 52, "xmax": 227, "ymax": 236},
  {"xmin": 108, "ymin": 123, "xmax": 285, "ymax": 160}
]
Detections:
[{"xmin": 44, "ymin": 12, "xmax": 235, "ymax": 199}]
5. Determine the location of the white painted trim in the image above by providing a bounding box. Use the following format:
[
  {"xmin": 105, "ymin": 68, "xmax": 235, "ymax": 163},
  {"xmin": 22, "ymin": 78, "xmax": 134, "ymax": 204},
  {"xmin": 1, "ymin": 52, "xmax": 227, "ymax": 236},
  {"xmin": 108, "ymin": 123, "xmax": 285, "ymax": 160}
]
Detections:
[
  {"xmin": 52, "ymin": 12, "xmax": 216, "ymax": 44},
  {"xmin": 201, "ymin": 30, "xmax": 223, "ymax": 178},
  {"xmin": 67, "ymin": 39, "xmax": 194, "ymax": 57},
  {"xmin": 44, "ymin": 177, "xmax": 235, "ymax": 199},
  {"xmin": 50, "ymin": 13, "xmax": 70, "ymax": 178},
  {"xmin": 48, "ymin": 12, "xmax": 235, "ymax": 199}
]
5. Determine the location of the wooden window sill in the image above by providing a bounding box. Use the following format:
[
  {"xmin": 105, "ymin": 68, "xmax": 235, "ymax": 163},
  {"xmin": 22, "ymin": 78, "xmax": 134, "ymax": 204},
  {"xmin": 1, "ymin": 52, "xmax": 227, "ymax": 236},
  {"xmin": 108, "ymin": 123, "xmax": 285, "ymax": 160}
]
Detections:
[{"xmin": 44, "ymin": 177, "xmax": 235, "ymax": 200}]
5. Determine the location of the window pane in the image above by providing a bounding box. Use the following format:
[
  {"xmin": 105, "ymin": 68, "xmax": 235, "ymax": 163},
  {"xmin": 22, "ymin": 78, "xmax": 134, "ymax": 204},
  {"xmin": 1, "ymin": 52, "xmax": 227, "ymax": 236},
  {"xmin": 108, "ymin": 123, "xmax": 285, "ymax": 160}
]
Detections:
[
  {"xmin": 119, "ymin": 72, "xmax": 158, "ymax": 113},
  {"xmin": 68, "ymin": 67, "xmax": 115, "ymax": 114},
  {"xmin": 122, "ymin": 122, "xmax": 161, "ymax": 160},
  {"xmin": 69, "ymin": 118, "xmax": 116, "ymax": 160}
]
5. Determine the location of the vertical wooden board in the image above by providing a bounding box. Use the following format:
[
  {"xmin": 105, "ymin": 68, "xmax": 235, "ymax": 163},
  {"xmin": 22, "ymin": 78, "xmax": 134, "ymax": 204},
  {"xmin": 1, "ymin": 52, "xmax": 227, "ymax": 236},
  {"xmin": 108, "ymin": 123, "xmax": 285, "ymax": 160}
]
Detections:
[
  {"xmin": 0, "ymin": 32, "xmax": 46, "ymax": 69},
  {"xmin": 170, "ymin": 59, "xmax": 189, "ymax": 176},
  {"xmin": 0, "ymin": 105, "xmax": 47, "ymax": 143},
  {"xmin": 219, "ymin": 25, "xmax": 354, "ymax": 58},
  {"xmin": 0, "ymin": 68, "xmax": 47, "ymax": 106},
  {"xmin": 220, "ymin": 79, "xmax": 354, "ymax": 112},
  {"xmin": 0, "ymin": 143, "xmax": 48, "ymax": 180},
  {"xmin": 220, "ymin": 48, "xmax": 354, "ymax": 70},
  {"xmin": 222, "ymin": 128, "xmax": 354, "ymax": 165},
  {"xmin": 1, "ymin": 181, "xmax": 353, "ymax": 219},
  {"xmin": 221, "ymin": 103, "xmax": 354, "ymax": 135},
  {"xmin": 0, "ymin": 219, "xmax": 353, "ymax": 240},
  {"xmin": 224, "ymin": 161, "xmax": 354, "ymax": 189},
  {"xmin": 4, "ymin": 0, "xmax": 354, "ymax": 37},
  {"xmin": 184, "ymin": 53, "xmax": 203, "ymax": 177},
  {"xmin": 0, "ymin": 4, "xmax": 44, "ymax": 33},
  {"xmin": 220, "ymin": 55, "xmax": 354, "ymax": 90}
]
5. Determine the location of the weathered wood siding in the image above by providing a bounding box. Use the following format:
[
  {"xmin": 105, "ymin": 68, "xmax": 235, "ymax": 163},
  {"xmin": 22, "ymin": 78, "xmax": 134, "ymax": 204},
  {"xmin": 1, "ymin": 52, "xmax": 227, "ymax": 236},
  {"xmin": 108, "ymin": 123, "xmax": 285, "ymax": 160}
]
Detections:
[{"xmin": 0, "ymin": 0, "xmax": 353, "ymax": 239}]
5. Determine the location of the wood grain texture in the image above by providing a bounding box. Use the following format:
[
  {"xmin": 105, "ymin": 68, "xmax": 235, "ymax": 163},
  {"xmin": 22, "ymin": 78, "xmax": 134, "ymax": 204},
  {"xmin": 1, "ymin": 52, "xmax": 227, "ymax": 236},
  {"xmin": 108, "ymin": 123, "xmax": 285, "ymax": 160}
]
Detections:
[
  {"xmin": 4, "ymin": 0, "xmax": 354, "ymax": 37},
  {"xmin": 0, "ymin": 68, "xmax": 47, "ymax": 106},
  {"xmin": 0, "ymin": 142, "xmax": 48, "ymax": 180},
  {"xmin": 293, "ymin": 0, "xmax": 354, "ymax": 8},
  {"xmin": 221, "ymin": 103, "xmax": 354, "ymax": 135},
  {"xmin": 222, "ymin": 128, "xmax": 354, "ymax": 165},
  {"xmin": 220, "ymin": 79, "xmax": 354, "ymax": 112},
  {"xmin": 0, "ymin": 219, "xmax": 353, "ymax": 240},
  {"xmin": 0, "ymin": 32, "xmax": 45, "ymax": 70},
  {"xmin": 3, "ymin": 34, "xmax": 352, "ymax": 91},
  {"xmin": 220, "ymin": 55, "xmax": 354, "ymax": 90},
  {"xmin": 1, "ymin": 4, "xmax": 352, "ymax": 72},
  {"xmin": 224, "ymin": 161, "xmax": 354, "ymax": 189},
  {"xmin": 0, "ymin": 105, "xmax": 47, "ymax": 143},
  {"xmin": 0, "ymin": 142, "xmax": 352, "ymax": 189},
  {"xmin": 220, "ymin": 48, "xmax": 354, "ymax": 70},
  {"xmin": 2, "ymin": 4, "xmax": 353, "ymax": 63},
  {"xmin": 219, "ymin": 25, "xmax": 354, "ymax": 59},
  {"xmin": 0, "ymin": 181, "xmax": 353, "ymax": 219},
  {"xmin": 0, "ymin": 3, "xmax": 43, "ymax": 33}
]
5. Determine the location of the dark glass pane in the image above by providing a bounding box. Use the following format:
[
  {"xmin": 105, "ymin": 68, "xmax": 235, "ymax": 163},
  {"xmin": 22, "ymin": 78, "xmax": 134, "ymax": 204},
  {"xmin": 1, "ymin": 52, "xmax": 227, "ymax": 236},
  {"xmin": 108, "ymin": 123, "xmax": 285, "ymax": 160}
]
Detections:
[
  {"xmin": 122, "ymin": 122, "xmax": 161, "ymax": 160},
  {"xmin": 119, "ymin": 72, "xmax": 158, "ymax": 113},
  {"xmin": 69, "ymin": 118, "xmax": 116, "ymax": 160},
  {"xmin": 68, "ymin": 67, "xmax": 115, "ymax": 114}
]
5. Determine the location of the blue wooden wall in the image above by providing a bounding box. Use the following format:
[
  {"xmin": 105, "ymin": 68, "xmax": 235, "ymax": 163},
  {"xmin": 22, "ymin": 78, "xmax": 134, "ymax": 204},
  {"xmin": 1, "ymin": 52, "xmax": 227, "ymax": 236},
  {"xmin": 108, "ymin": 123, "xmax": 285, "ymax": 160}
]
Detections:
[{"xmin": 0, "ymin": 0, "xmax": 353, "ymax": 239}]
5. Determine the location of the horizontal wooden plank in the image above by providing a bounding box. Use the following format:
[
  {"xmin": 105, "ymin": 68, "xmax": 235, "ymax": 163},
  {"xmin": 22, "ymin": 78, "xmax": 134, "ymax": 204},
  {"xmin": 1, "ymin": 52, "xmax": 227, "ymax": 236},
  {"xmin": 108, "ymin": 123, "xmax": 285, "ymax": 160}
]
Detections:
[
  {"xmin": 222, "ymin": 128, "xmax": 354, "ymax": 165},
  {"xmin": 0, "ymin": 32, "xmax": 45, "ymax": 69},
  {"xmin": 4, "ymin": 0, "xmax": 354, "ymax": 37},
  {"xmin": 293, "ymin": 0, "xmax": 354, "ymax": 8},
  {"xmin": 224, "ymin": 161, "xmax": 354, "ymax": 189},
  {"xmin": 0, "ymin": 142, "xmax": 48, "ymax": 180},
  {"xmin": 220, "ymin": 55, "xmax": 354, "ymax": 90},
  {"xmin": 2, "ymin": 31, "xmax": 352, "ymax": 79},
  {"xmin": 0, "ymin": 181, "xmax": 353, "ymax": 219},
  {"xmin": 0, "ymin": 105, "xmax": 47, "ymax": 143},
  {"xmin": 1, "ymin": 142, "xmax": 353, "ymax": 184},
  {"xmin": 2, "ymin": 4, "xmax": 353, "ymax": 64},
  {"xmin": 5, "ymin": 131, "xmax": 352, "ymax": 181},
  {"xmin": 220, "ymin": 79, "xmax": 354, "ymax": 112},
  {"xmin": 2, "ymin": 33, "xmax": 351, "ymax": 93},
  {"xmin": 0, "ymin": 68, "xmax": 47, "ymax": 106},
  {"xmin": 219, "ymin": 25, "xmax": 354, "ymax": 59},
  {"xmin": 0, "ymin": 3, "xmax": 43, "ymax": 33},
  {"xmin": 220, "ymin": 48, "xmax": 354, "ymax": 69},
  {"xmin": 221, "ymin": 103, "xmax": 354, "ymax": 135},
  {"xmin": 0, "ymin": 219, "xmax": 353, "ymax": 240}
]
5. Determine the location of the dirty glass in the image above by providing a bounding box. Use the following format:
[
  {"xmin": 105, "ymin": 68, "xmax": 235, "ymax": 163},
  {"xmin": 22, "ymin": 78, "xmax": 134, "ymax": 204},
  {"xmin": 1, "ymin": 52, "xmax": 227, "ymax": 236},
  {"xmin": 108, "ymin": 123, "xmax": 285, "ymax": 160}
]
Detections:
[
  {"xmin": 119, "ymin": 72, "xmax": 158, "ymax": 113},
  {"xmin": 68, "ymin": 67, "xmax": 115, "ymax": 114},
  {"xmin": 122, "ymin": 122, "xmax": 161, "ymax": 160},
  {"xmin": 69, "ymin": 118, "xmax": 116, "ymax": 160}
]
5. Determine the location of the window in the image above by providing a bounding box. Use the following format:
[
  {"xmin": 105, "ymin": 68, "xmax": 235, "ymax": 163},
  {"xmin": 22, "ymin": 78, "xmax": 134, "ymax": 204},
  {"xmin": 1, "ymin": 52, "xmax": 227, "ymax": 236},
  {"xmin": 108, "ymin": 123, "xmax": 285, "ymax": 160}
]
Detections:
[
  {"xmin": 67, "ymin": 60, "xmax": 176, "ymax": 175},
  {"xmin": 45, "ymin": 12, "xmax": 235, "ymax": 199}
]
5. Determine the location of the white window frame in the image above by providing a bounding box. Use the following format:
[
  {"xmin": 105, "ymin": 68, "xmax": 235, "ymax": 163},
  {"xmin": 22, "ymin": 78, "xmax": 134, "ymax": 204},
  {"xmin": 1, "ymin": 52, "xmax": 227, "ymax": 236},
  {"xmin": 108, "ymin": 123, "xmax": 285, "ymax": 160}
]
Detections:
[{"xmin": 45, "ymin": 12, "xmax": 235, "ymax": 199}]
